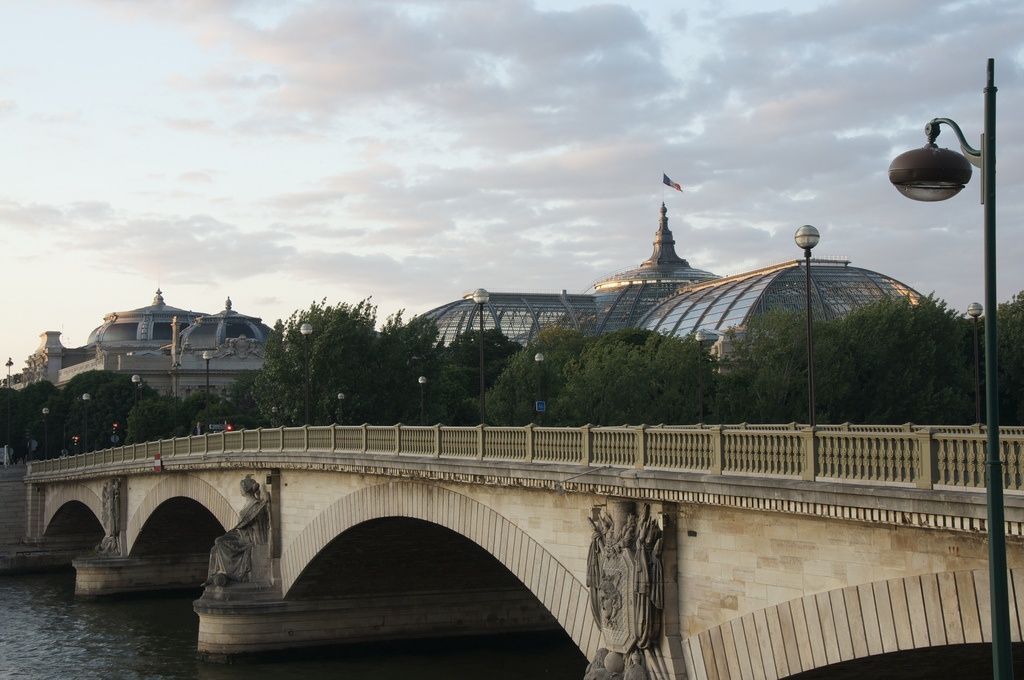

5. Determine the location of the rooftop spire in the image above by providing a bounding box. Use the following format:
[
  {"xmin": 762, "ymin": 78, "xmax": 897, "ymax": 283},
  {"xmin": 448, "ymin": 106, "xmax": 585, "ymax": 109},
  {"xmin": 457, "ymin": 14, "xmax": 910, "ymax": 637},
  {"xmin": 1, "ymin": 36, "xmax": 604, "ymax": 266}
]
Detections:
[
  {"xmin": 225, "ymin": 296, "xmax": 233, "ymax": 311},
  {"xmin": 641, "ymin": 202, "xmax": 688, "ymax": 268},
  {"xmin": 153, "ymin": 288, "xmax": 165, "ymax": 306}
]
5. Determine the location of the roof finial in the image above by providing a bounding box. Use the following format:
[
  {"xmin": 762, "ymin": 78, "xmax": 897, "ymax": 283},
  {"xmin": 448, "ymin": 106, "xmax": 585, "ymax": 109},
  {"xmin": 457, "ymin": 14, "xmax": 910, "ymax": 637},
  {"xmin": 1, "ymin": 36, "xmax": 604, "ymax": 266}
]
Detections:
[
  {"xmin": 225, "ymin": 296, "xmax": 233, "ymax": 311},
  {"xmin": 641, "ymin": 202, "xmax": 687, "ymax": 268},
  {"xmin": 153, "ymin": 288, "xmax": 165, "ymax": 305}
]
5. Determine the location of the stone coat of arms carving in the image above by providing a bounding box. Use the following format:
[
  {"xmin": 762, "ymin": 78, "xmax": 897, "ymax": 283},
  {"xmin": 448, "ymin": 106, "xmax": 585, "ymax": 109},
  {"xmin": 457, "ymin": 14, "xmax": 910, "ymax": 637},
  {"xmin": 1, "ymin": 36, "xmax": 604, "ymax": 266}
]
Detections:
[{"xmin": 584, "ymin": 500, "xmax": 663, "ymax": 680}]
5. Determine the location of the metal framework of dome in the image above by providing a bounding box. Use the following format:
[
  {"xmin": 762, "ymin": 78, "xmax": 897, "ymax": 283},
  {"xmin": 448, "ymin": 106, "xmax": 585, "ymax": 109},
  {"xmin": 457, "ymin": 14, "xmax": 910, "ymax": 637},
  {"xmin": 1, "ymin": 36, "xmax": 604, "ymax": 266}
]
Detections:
[
  {"xmin": 588, "ymin": 203, "xmax": 718, "ymax": 333},
  {"xmin": 424, "ymin": 291, "xmax": 597, "ymax": 346},
  {"xmin": 421, "ymin": 203, "xmax": 921, "ymax": 346},
  {"xmin": 640, "ymin": 258, "xmax": 921, "ymax": 338}
]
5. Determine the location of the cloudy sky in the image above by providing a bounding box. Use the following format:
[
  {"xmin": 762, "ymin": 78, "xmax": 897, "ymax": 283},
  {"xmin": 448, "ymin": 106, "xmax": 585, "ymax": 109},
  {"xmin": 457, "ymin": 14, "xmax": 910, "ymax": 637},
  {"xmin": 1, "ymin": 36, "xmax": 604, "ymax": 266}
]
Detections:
[{"xmin": 1, "ymin": 0, "xmax": 1022, "ymax": 365}]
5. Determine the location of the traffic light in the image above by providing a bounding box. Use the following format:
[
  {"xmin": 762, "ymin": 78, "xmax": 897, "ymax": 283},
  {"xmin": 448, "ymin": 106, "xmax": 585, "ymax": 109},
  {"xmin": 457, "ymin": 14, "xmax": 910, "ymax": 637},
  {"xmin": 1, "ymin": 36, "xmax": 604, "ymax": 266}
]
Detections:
[
  {"xmin": 225, "ymin": 423, "xmax": 235, "ymax": 432},
  {"xmin": 112, "ymin": 422, "xmax": 120, "ymax": 432}
]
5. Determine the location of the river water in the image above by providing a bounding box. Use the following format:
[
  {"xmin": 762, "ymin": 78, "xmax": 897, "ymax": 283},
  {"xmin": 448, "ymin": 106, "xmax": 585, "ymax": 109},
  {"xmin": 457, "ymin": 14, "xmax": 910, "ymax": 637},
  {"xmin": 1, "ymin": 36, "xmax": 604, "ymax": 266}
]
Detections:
[{"xmin": 0, "ymin": 571, "xmax": 586, "ymax": 679}]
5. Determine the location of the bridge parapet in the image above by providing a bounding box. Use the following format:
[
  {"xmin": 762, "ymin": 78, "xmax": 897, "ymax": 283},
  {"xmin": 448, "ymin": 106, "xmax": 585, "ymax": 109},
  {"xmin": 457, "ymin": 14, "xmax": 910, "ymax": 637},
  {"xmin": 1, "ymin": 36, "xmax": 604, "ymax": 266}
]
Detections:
[{"xmin": 25, "ymin": 423, "xmax": 1024, "ymax": 494}]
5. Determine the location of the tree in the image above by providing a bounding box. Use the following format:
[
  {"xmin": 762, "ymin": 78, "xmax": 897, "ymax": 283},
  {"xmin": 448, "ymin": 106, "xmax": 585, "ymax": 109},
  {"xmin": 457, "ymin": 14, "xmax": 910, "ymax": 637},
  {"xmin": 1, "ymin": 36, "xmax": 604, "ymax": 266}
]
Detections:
[
  {"xmin": 555, "ymin": 330, "xmax": 711, "ymax": 426},
  {"xmin": 714, "ymin": 311, "xmax": 807, "ymax": 424},
  {"xmin": 61, "ymin": 371, "xmax": 138, "ymax": 454},
  {"xmin": 816, "ymin": 296, "xmax": 971, "ymax": 424},
  {"xmin": 487, "ymin": 328, "xmax": 591, "ymax": 425},
  {"xmin": 254, "ymin": 299, "xmax": 379, "ymax": 426},
  {"xmin": 998, "ymin": 291, "xmax": 1024, "ymax": 425},
  {"xmin": 716, "ymin": 297, "xmax": 973, "ymax": 425},
  {"xmin": 438, "ymin": 328, "xmax": 520, "ymax": 424},
  {"xmin": 126, "ymin": 395, "xmax": 183, "ymax": 444}
]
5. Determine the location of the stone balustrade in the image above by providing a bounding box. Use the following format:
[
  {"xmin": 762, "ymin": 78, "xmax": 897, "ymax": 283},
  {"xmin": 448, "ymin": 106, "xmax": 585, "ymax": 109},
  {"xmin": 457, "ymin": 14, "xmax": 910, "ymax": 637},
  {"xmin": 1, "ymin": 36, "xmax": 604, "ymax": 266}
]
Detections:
[{"xmin": 25, "ymin": 423, "xmax": 1024, "ymax": 493}]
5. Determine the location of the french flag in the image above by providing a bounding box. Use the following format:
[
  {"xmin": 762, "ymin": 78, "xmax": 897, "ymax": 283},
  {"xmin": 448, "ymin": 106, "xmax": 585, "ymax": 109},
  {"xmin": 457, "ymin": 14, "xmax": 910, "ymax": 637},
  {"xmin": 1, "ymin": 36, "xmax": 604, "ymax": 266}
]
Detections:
[{"xmin": 662, "ymin": 173, "xmax": 682, "ymax": 192}]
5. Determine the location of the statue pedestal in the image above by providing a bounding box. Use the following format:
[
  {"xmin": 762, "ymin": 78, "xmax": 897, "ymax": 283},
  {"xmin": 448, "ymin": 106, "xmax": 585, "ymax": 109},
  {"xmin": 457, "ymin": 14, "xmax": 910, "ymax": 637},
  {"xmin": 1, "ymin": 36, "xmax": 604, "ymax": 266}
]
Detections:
[
  {"xmin": 72, "ymin": 553, "xmax": 209, "ymax": 597},
  {"xmin": 194, "ymin": 586, "xmax": 559, "ymax": 662}
]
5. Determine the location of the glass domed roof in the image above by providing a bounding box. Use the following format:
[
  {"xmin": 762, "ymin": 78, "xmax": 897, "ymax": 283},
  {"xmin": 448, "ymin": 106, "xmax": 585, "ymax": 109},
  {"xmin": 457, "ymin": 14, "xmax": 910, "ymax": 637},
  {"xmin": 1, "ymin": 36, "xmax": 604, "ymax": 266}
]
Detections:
[
  {"xmin": 87, "ymin": 289, "xmax": 205, "ymax": 346},
  {"xmin": 640, "ymin": 258, "xmax": 921, "ymax": 337},
  {"xmin": 587, "ymin": 203, "xmax": 718, "ymax": 333}
]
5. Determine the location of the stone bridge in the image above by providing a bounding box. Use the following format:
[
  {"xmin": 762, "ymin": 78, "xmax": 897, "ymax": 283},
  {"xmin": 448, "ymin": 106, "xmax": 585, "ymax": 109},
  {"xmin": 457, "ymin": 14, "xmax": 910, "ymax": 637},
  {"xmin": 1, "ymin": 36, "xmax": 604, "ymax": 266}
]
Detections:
[{"xmin": 19, "ymin": 423, "xmax": 1024, "ymax": 679}]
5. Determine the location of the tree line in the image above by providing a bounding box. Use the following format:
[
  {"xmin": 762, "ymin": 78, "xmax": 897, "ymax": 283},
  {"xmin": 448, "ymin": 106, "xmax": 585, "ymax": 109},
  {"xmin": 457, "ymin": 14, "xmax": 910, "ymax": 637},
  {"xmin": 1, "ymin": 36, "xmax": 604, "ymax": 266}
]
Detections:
[{"xmin": 4, "ymin": 292, "xmax": 1024, "ymax": 460}]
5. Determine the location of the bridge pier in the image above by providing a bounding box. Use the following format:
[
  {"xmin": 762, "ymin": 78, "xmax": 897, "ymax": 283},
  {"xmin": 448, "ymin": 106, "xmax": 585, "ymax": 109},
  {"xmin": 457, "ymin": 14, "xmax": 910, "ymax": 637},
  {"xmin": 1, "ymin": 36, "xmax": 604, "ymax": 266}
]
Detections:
[
  {"xmin": 72, "ymin": 554, "xmax": 209, "ymax": 597},
  {"xmin": 194, "ymin": 586, "xmax": 560, "ymax": 661}
]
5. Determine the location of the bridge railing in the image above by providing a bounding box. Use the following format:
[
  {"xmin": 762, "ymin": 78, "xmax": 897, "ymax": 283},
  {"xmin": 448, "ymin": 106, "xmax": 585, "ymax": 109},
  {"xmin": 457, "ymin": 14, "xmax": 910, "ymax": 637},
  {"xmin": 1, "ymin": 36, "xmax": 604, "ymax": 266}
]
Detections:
[{"xmin": 25, "ymin": 423, "xmax": 1024, "ymax": 492}]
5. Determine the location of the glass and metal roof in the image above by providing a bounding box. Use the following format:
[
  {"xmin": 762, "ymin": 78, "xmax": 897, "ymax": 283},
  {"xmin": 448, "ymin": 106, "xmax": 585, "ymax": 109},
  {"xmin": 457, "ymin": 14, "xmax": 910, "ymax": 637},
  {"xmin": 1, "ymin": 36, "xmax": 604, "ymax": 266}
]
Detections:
[
  {"xmin": 424, "ymin": 291, "xmax": 598, "ymax": 345},
  {"xmin": 640, "ymin": 258, "xmax": 921, "ymax": 338},
  {"xmin": 588, "ymin": 203, "xmax": 717, "ymax": 333}
]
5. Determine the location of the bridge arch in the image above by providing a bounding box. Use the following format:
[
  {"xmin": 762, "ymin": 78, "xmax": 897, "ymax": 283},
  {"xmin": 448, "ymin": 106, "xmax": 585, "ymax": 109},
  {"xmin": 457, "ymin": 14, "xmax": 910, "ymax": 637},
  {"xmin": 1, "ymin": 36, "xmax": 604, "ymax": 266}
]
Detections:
[
  {"xmin": 43, "ymin": 483, "xmax": 103, "ymax": 535},
  {"xmin": 126, "ymin": 473, "xmax": 237, "ymax": 555},
  {"xmin": 683, "ymin": 568, "xmax": 1021, "ymax": 680},
  {"xmin": 280, "ymin": 481, "xmax": 600, "ymax": 658}
]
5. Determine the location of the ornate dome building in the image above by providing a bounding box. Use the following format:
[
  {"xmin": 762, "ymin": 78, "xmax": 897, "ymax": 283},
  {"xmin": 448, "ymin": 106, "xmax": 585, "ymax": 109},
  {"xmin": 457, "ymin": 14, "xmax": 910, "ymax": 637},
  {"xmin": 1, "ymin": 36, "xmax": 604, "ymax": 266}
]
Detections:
[
  {"xmin": 588, "ymin": 203, "xmax": 718, "ymax": 333},
  {"xmin": 24, "ymin": 291, "xmax": 269, "ymax": 397},
  {"xmin": 421, "ymin": 203, "xmax": 921, "ymax": 347},
  {"xmin": 85, "ymin": 289, "xmax": 204, "ymax": 349}
]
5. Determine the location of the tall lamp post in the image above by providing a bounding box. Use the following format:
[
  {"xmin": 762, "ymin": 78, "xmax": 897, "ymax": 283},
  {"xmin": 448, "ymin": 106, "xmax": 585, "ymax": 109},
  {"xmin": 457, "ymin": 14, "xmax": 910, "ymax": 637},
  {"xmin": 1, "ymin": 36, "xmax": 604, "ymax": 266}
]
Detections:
[
  {"xmin": 471, "ymin": 289, "xmax": 490, "ymax": 424},
  {"xmin": 534, "ymin": 352, "xmax": 545, "ymax": 422},
  {"xmin": 967, "ymin": 303, "xmax": 984, "ymax": 424},
  {"xmin": 4, "ymin": 357, "xmax": 12, "ymax": 457},
  {"xmin": 300, "ymin": 323, "xmax": 313, "ymax": 424},
  {"xmin": 81, "ymin": 393, "xmax": 91, "ymax": 453},
  {"xmin": 694, "ymin": 330, "xmax": 714, "ymax": 423},
  {"xmin": 41, "ymin": 407, "xmax": 49, "ymax": 460},
  {"xmin": 418, "ymin": 377, "xmax": 427, "ymax": 424},
  {"xmin": 202, "ymin": 350, "xmax": 213, "ymax": 405},
  {"xmin": 336, "ymin": 392, "xmax": 345, "ymax": 425},
  {"xmin": 888, "ymin": 58, "xmax": 1010, "ymax": 679},
  {"xmin": 793, "ymin": 225, "xmax": 820, "ymax": 427},
  {"xmin": 131, "ymin": 374, "xmax": 142, "ymax": 409}
]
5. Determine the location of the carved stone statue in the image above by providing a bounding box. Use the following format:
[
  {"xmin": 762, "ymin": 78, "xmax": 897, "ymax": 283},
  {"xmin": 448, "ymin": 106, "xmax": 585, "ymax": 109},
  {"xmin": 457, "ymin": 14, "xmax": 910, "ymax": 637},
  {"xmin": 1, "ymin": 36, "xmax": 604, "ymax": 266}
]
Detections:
[
  {"xmin": 204, "ymin": 475, "xmax": 271, "ymax": 587},
  {"xmin": 95, "ymin": 478, "xmax": 121, "ymax": 555},
  {"xmin": 622, "ymin": 651, "xmax": 650, "ymax": 680},
  {"xmin": 584, "ymin": 501, "xmax": 664, "ymax": 679}
]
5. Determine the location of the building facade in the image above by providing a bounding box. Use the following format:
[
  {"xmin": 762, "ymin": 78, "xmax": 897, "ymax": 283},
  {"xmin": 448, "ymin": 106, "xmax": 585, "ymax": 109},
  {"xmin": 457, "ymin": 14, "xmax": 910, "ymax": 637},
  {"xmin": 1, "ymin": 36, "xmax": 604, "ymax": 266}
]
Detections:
[
  {"xmin": 23, "ymin": 291, "xmax": 270, "ymax": 397},
  {"xmin": 423, "ymin": 204, "xmax": 920, "ymax": 346}
]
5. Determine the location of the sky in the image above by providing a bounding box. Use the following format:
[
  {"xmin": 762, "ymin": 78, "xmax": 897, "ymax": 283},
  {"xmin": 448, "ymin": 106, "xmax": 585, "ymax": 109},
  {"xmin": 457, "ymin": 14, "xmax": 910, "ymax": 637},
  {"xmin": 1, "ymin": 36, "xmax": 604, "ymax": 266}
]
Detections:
[{"xmin": 1, "ymin": 0, "xmax": 1023, "ymax": 366}]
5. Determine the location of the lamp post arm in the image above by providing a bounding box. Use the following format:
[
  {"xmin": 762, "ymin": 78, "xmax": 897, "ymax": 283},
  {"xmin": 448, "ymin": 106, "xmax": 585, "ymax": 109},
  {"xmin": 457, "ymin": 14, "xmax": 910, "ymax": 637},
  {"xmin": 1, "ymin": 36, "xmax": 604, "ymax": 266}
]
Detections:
[{"xmin": 927, "ymin": 118, "xmax": 982, "ymax": 166}]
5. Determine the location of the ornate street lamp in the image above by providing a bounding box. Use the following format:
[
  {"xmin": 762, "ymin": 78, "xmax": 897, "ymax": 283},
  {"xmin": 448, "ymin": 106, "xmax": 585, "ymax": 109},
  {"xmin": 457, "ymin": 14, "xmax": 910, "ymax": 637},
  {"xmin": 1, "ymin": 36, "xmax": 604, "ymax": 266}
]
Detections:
[
  {"xmin": 41, "ymin": 407, "xmax": 49, "ymax": 460},
  {"xmin": 471, "ymin": 288, "xmax": 490, "ymax": 424},
  {"xmin": 967, "ymin": 303, "xmax": 983, "ymax": 425},
  {"xmin": 694, "ymin": 330, "xmax": 714, "ymax": 423},
  {"xmin": 534, "ymin": 352, "xmax": 545, "ymax": 422},
  {"xmin": 4, "ymin": 357, "xmax": 12, "ymax": 456},
  {"xmin": 131, "ymin": 374, "xmax": 142, "ymax": 409},
  {"xmin": 81, "ymin": 392, "xmax": 91, "ymax": 453},
  {"xmin": 793, "ymin": 225, "xmax": 820, "ymax": 427},
  {"xmin": 889, "ymin": 58, "xmax": 1011, "ymax": 679},
  {"xmin": 202, "ymin": 350, "xmax": 213, "ymax": 412},
  {"xmin": 336, "ymin": 392, "xmax": 345, "ymax": 425},
  {"xmin": 418, "ymin": 377, "xmax": 427, "ymax": 425},
  {"xmin": 300, "ymin": 323, "xmax": 313, "ymax": 424}
]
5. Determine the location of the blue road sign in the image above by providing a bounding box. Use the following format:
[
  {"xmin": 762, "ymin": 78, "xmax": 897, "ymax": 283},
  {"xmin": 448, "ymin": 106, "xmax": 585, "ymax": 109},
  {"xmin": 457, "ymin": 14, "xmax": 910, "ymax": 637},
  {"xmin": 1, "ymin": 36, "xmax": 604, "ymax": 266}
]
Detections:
[{"xmin": 535, "ymin": 400, "xmax": 546, "ymax": 413}]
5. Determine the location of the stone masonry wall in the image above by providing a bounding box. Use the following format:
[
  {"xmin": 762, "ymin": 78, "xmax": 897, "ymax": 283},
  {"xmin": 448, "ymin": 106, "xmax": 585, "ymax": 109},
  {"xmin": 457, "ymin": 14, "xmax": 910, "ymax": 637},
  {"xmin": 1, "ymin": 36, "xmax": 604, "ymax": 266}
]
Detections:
[
  {"xmin": 0, "ymin": 465, "xmax": 27, "ymax": 545},
  {"xmin": 677, "ymin": 503, "xmax": 1024, "ymax": 636}
]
